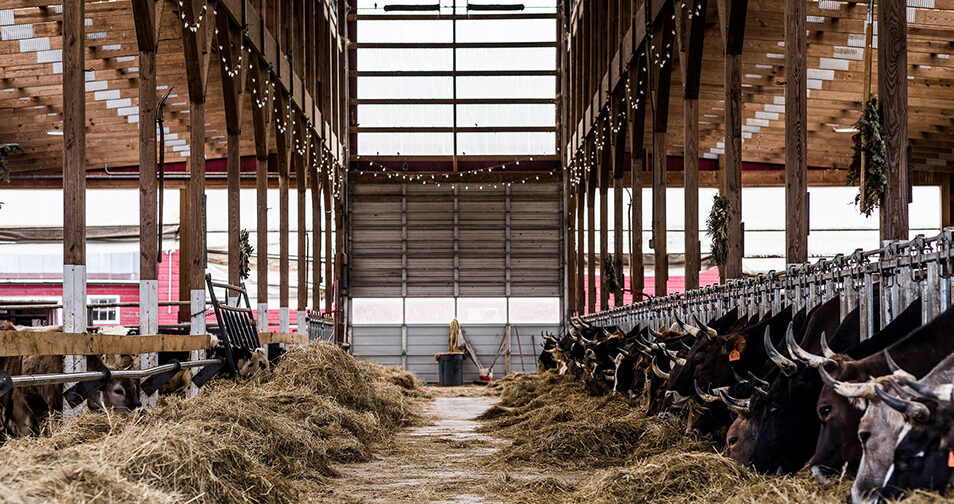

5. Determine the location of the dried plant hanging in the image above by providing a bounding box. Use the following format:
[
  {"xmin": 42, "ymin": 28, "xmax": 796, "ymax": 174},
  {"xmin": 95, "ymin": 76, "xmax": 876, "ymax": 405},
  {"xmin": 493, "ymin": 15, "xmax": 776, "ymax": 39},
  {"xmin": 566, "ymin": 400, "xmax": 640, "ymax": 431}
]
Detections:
[
  {"xmin": 0, "ymin": 144, "xmax": 23, "ymax": 183},
  {"xmin": 707, "ymin": 194, "xmax": 732, "ymax": 268},
  {"xmin": 846, "ymin": 97, "xmax": 887, "ymax": 217},
  {"xmin": 239, "ymin": 229, "xmax": 254, "ymax": 280},
  {"xmin": 603, "ymin": 253, "xmax": 622, "ymax": 294}
]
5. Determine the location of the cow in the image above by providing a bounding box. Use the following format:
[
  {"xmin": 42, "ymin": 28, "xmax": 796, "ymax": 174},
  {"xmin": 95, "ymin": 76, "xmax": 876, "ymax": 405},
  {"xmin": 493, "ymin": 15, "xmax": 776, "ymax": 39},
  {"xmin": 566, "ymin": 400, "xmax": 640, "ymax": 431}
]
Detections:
[
  {"xmin": 538, "ymin": 333, "xmax": 560, "ymax": 371},
  {"xmin": 747, "ymin": 298, "xmax": 856, "ymax": 474},
  {"xmin": 877, "ymin": 383, "xmax": 954, "ymax": 501},
  {"xmin": 21, "ymin": 354, "xmax": 142, "ymax": 418},
  {"xmin": 665, "ymin": 308, "xmax": 745, "ymax": 409},
  {"xmin": 808, "ymin": 298, "xmax": 954, "ymax": 482},
  {"xmin": 846, "ymin": 349, "xmax": 954, "ymax": 503}
]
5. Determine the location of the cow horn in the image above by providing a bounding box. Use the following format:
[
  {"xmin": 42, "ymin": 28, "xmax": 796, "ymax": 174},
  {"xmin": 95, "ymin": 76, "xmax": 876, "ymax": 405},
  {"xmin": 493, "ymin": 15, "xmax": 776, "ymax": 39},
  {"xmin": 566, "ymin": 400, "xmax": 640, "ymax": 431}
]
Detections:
[
  {"xmin": 616, "ymin": 347, "xmax": 630, "ymax": 357},
  {"xmin": 693, "ymin": 314, "xmax": 715, "ymax": 340},
  {"xmin": 663, "ymin": 347, "xmax": 680, "ymax": 361},
  {"xmin": 678, "ymin": 339, "xmax": 692, "ymax": 351},
  {"xmin": 785, "ymin": 322, "xmax": 829, "ymax": 370},
  {"xmin": 818, "ymin": 365, "xmax": 877, "ymax": 399},
  {"xmin": 754, "ymin": 386, "xmax": 768, "ymax": 397},
  {"xmin": 900, "ymin": 378, "xmax": 954, "ymax": 403},
  {"xmin": 819, "ymin": 331, "xmax": 836, "ymax": 359},
  {"xmin": 875, "ymin": 385, "xmax": 931, "ymax": 423},
  {"xmin": 884, "ymin": 350, "xmax": 915, "ymax": 380},
  {"xmin": 718, "ymin": 388, "xmax": 751, "ymax": 414},
  {"xmin": 765, "ymin": 325, "xmax": 798, "ymax": 376},
  {"xmin": 746, "ymin": 371, "xmax": 770, "ymax": 388},
  {"xmin": 695, "ymin": 379, "xmax": 720, "ymax": 403},
  {"xmin": 670, "ymin": 356, "xmax": 687, "ymax": 367},
  {"xmin": 651, "ymin": 358, "xmax": 670, "ymax": 380},
  {"xmin": 732, "ymin": 368, "xmax": 750, "ymax": 385}
]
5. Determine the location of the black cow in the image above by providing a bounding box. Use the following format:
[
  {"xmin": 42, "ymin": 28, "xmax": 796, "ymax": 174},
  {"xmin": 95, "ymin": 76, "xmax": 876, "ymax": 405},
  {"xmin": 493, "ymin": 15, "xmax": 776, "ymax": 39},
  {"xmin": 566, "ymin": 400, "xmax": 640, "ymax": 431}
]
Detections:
[{"xmin": 879, "ymin": 397, "xmax": 954, "ymax": 501}]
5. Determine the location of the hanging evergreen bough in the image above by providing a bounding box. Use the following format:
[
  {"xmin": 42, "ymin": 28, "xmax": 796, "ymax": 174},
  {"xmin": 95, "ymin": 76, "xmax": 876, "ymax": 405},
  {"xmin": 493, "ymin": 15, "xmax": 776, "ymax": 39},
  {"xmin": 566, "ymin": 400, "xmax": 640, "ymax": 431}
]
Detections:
[
  {"xmin": 707, "ymin": 194, "xmax": 732, "ymax": 268},
  {"xmin": 603, "ymin": 253, "xmax": 622, "ymax": 294},
  {"xmin": 239, "ymin": 229, "xmax": 254, "ymax": 280},
  {"xmin": 0, "ymin": 144, "xmax": 24, "ymax": 183},
  {"xmin": 846, "ymin": 97, "xmax": 887, "ymax": 217}
]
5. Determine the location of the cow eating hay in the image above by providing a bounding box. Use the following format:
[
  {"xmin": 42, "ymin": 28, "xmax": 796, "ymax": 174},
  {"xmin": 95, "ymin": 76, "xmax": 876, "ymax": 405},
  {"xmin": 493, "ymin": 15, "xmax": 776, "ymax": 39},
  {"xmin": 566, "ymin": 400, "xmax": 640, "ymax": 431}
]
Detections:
[
  {"xmin": 0, "ymin": 342, "xmax": 423, "ymax": 504},
  {"xmin": 481, "ymin": 371, "xmax": 854, "ymax": 504}
]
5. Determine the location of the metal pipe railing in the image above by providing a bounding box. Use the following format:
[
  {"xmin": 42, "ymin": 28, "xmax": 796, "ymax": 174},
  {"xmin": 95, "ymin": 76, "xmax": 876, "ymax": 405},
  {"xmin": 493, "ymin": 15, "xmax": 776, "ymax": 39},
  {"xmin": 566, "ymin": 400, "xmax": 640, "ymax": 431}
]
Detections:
[
  {"xmin": 579, "ymin": 228, "xmax": 954, "ymax": 336},
  {"xmin": 8, "ymin": 359, "xmax": 222, "ymax": 388}
]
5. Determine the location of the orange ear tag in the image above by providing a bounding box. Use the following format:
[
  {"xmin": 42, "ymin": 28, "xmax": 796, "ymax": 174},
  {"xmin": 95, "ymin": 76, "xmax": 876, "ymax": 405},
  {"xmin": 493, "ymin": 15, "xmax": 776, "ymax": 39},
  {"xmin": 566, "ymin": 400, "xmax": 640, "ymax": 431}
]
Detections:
[
  {"xmin": 948, "ymin": 450, "xmax": 954, "ymax": 468},
  {"xmin": 729, "ymin": 350, "xmax": 741, "ymax": 362}
]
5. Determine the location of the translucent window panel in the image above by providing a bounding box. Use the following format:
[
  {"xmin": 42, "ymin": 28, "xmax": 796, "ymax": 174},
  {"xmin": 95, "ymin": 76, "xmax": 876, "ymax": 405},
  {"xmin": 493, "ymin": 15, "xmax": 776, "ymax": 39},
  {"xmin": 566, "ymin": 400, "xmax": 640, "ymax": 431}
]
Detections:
[
  {"xmin": 508, "ymin": 297, "xmax": 560, "ymax": 324},
  {"xmin": 457, "ymin": 297, "xmax": 507, "ymax": 324},
  {"xmin": 358, "ymin": 132, "xmax": 454, "ymax": 156},
  {"xmin": 455, "ymin": 19, "xmax": 556, "ymax": 42},
  {"xmin": 352, "ymin": 298, "xmax": 404, "ymax": 325},
  {"xmin": 457, "ymin": 132, "xmax": 555, "ymax": 156},
  {"xmin": 457, "ymin": 104, "xmax": 555, "ymax": 127},
  {"xmin": 456, "ymin": 47, "xmax": 556, "ymax": 71},
  {"xmin": 357, "ymin": 48, "xmax": 453, "ymax": 72},
  {"xmin": 355, "ymin": 0, "xmax": 454, "ymax": 15},
  {"xmin": 357, "ymin": 76, "xmax": 453, "ymax": 99},
  {"xmin": 405, "ymin": 298, "xmax": 456, "ymax": 324},
  {"xmin": 357, "ymin": 20, "xmax": 453, "ymax": 43},
  {"xmin": 456, "ymin": 76, "xmax": 556, "ymax": 99},
  {"xmin": 358, "ymin": 104, "xmax": 454, "ymax": 127},
  {"xmin": 466, "ymin": 0, "xmax": 557, "ymax": 13}
]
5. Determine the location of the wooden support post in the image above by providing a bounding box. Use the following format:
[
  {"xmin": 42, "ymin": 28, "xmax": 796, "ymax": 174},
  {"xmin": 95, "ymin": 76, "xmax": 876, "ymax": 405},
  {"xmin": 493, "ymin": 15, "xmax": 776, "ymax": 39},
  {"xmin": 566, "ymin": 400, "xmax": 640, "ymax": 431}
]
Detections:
[
  {"xmin": 785, "ymin": 0, "xmax": 808, "ymax": 264},
  {"xmin": 566, "ymin": 172, "xmax": 578, "ymax": 315},
  {"xmin": 599, "ymin": 121, "xmax": 610, "ymax": 311},
  {"xmin": 613, "ymin": 93, "xmax": 625, "ymax": 306},
  {"xmin": 132, "ymin": 0, "xmax": 164, "ymax": 407},
  {"xmin": 310, "ymin": 141, "xmax": 322, "ymax": 312},
  {"xmin": 628, "ymin": 61, "xmax": 648, "ymax": 298},
  {"xmin": 717, "ymin": 0, "xmax": 748, "ymax": 279},
  {"xmin": 323, "ymin": 151, "xmax": 334, "ymax": 315},
  {"xmin": 878, "ymin": 0, "xmax": 909, "ymax": 241},
  {"xmin": 216, "ymin": 7, "xmax": 247, "ymax": 292},
  {"xmin": 181, "ymin": 0, "xmax": 213, "ymax": 398},
  {"xmin": 943, "ymin": 175, "xmax": 953, "ymax": 229},
  {"xmin": 62, "ymin": 0, "xmax": 87, "ymax": 414},
  {"xmin": 178, "ymin": 188, "xmax": 190, "ymax": 323},
  {"xmin": 675, "ymin": 0, "xmax": 707, "ymax": 290},
  {"xmin": 651, "ymin": 13, "xmax": 674, "ymax": 297},
  {"xmin": 249, "ymin": 59, "xmax": 272, "ymax": 332},
  {"xmin": 576, "ymin": 172, "xmax": 586, "ymax": 312},
  {"xmin": 587, "ymin": 140, "xmax": 597, "ymax": 314},
  {"xmin": 295, "ymin": 118, "xmax": 308, "ymax": 335},
  {"xmin": 275, "ymin": 92, "xmax": 292, "ymax": 334}
]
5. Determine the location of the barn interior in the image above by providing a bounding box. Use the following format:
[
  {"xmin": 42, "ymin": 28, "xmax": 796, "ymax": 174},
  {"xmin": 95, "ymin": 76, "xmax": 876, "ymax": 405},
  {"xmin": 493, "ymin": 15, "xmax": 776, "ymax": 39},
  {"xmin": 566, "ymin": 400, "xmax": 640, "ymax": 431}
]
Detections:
[{"xmin": 0, "ymin": 0, "xmax": 953, "ymax": 501}]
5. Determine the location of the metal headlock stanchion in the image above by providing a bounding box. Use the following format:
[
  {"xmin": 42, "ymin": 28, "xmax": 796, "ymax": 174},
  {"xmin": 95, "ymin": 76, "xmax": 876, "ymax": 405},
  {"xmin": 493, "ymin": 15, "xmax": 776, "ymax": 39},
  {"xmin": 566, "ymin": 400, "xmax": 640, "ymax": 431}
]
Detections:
[{"xmin": 579, "ymin": 229, "xmax": 954, "ymax": 334}]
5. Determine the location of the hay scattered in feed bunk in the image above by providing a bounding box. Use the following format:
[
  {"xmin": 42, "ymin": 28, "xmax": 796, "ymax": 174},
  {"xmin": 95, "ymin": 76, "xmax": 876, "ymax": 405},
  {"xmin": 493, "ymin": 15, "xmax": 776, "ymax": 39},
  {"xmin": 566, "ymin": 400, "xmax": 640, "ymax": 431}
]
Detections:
[{"xmin": 0, "ymin": 342, "xmax": 423, "ymax": 504}]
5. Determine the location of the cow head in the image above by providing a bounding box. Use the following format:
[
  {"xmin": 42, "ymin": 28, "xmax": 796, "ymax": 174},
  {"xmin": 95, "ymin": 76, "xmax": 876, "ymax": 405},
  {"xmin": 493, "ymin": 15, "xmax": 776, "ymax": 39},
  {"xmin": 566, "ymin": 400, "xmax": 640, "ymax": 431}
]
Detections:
[
  {"xmin": 878, "ymin": 392, "xmax": 954, "ymax": 503},
  {"xmin": 237, "ymin": 347, "xmax": 270, "ymax": 377},
  {"xmin": 726, "ymin": 412, "xmax": 755, "ymax": 464},
  {"xmin": 88, "ymin": 377, "xmax": 142, "ymax": 413}
]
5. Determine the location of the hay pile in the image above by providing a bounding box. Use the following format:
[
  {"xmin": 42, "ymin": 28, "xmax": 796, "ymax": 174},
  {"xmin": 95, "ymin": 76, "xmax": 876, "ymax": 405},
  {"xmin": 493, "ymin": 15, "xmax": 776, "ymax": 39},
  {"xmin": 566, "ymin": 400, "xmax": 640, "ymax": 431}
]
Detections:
[
  {"xmin": 480, "ymin": 372, "xmax": 708, "ymax": 468},
  {"xmin": 0, "ymin": 342, "xmax": 422, "ymax": 504},
  {"xmin": 481, "ymin": 371, "xmax": 858, "ymax": 504}
]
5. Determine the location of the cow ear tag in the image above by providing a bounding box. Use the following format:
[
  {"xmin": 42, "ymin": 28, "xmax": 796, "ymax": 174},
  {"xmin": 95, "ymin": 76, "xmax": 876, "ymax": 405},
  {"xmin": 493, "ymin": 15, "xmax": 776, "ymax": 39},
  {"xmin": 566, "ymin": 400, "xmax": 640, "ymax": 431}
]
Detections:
[
  {"xmin": 729, "ymin": 349, "xmax": 741, "ymax": 362},
  {"xmin": 948, "ymin": 450, "xmax": 954, "ymax": 468}
]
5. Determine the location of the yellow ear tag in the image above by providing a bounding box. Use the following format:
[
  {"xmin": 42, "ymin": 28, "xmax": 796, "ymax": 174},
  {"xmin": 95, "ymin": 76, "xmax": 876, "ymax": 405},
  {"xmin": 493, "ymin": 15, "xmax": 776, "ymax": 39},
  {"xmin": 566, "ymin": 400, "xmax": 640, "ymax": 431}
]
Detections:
[{"xmin": 729, "ymin": 349, "xmax": 741, "ymax": 362}]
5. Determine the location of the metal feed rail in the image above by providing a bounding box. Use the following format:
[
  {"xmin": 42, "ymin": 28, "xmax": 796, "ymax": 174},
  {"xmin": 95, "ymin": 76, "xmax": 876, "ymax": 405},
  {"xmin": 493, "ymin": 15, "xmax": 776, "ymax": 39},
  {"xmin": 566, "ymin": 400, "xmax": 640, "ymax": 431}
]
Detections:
[{"xmin": 578, "ymin": 228, "xmax": 954, "ymax": 337}]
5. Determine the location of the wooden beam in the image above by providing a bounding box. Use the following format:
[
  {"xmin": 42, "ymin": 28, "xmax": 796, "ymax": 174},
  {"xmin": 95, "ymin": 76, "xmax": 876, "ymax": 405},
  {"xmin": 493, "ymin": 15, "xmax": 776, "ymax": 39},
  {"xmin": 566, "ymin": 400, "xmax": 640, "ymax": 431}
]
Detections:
[
  {"xmin": 258, "ymin": 331, "xmax": 310, "ymax": 345},
  {"xmin": 323, "ymin": 149, "xmax": 334, "ymax": 314},
  {"xmin": 62, "ymin": 0, "xmax": 85, "ymax": 306},
  {"xmin": 216, "ymin": 6, "xmax": 248, "ymax": 288},
  {"xmin": 651, "ymin": 11, "xmax": 675, "ymax": 297},
  {"xmin": 249, "ymin": 58, "xmax": 273, "ymax": 330},
  {"xmin": 879, "ymin": 0, "xmax": 910, "ymax": 241},
  {"xmin": 785, "ymin": 0, "xmax": 809, "ymax": 264},
  {"xmin": 718, "ymin": 0, "xmax": 748, "ymax": 280},
  {"xmin": 676, "ymin": 0, "xmax": 708, "ymax": 290},
  {"xmin": 612, "ymin": 92, "xmax": 626, "ymax": 306},
  {"xmin": 599, "ymin": 120, "xmax": 610, "ymax": 311},
  {"xmin": 0, "ymin": 332, "xmax": 211, "ymax": 357},
  {"xmin": 628, "ymin": 60, "xmax": 648, "ymax": 296},
  {"xmin": 576, "ymin": 164, "xmax": 586, "ymax": 313},
  {"xmin": 310, "ymin": 140, "xmax": 322, "ymax": 312},
  {"xmin": 295, "ymin": 117, "xmax": 308, "ymax": 318},
  {"xmin": 275, "ymin": 91, "xmax": 292, "ymax": 331},
  {"xmin": 586, "ymin": 139, "xmax": 596, "ymax": 314}
]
